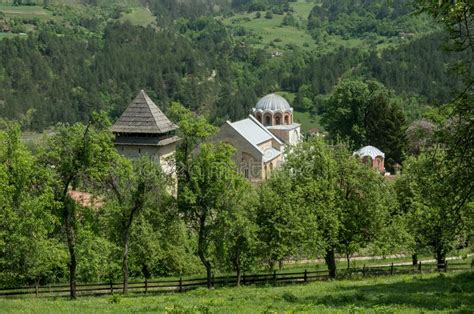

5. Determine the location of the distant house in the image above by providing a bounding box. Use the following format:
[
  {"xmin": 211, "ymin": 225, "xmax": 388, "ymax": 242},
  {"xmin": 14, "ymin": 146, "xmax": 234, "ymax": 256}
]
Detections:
[
  {"xmin": 111, "ymin": 90, "xmax": 180, "ymax": 184},
  {"xmin": 353, "ymin": 145, "xmax": 385, "ymax": 173}
]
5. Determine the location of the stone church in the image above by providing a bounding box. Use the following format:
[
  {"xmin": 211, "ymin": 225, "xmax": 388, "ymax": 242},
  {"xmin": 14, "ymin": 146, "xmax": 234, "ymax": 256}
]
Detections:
[{"xmin": 214, "ymin": 93, "xmax": 302, "ymax": 182}]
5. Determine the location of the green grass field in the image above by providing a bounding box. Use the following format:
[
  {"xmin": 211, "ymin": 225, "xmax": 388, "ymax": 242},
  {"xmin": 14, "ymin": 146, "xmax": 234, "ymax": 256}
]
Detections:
[
  {"xmin": 119, "ymin": 7, "xmax": 155, "ymax": 27},
  {"xmin": 219, "ymin": 1, "xmax": 317, "ymax": 51},
  {"xmin": 1, "ymin": 272, "xmax": 472, "ymax": 313},
  {"xmin": 0, "ymin": 4, "xmax": 54, "ymax": 20},
  {"xmin": 293, "ymin": 111, "xmax": 322, "ymax": 132}
]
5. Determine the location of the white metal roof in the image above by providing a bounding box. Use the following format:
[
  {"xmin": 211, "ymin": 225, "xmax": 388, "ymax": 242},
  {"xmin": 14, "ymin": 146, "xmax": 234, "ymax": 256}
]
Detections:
[
  {"xmin": 353, "ymin": 146, "xmax": 385, "ymax": 159},
  {"xmin": 263, "ymin": 147, "xmax": 281, "ymax": 162},
  {"xmin": 231, "ymin": 118, "xmax": 273, "ymax": 146},
  {"xmin": 227, "ymin": 116, "xmax": 282, "ymax": 160}
]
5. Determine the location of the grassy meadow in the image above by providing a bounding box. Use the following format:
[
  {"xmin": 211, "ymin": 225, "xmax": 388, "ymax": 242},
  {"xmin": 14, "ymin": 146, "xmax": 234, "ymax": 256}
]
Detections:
[
  {"xmin": 118, "ymin": 7, "xmax": 156, "ymax": 27},
  {"xmin": 219, "ymin": 1, "xmax": 317, "ymax": 51},
  {"xmin": 1, "ymin": 272, "xmax": 472, "ymax": 313},
  {"xmin": 218, "ymin": 0, "xmax": 435, "ymax": 54},
  {"xmin": 0, "ymin": 3, "xmax": 54, "ymax": 20}
]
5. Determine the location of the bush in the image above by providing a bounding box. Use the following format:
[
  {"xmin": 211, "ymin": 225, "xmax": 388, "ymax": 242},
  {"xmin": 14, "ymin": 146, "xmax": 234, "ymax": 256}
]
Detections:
[{"xmin": 265, "ymin": 11, "xmax": 273, "ymax": 19}]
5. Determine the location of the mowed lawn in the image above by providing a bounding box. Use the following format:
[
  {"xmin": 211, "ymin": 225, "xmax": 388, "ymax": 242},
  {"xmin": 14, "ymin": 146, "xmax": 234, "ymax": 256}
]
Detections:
[{"xmin": 1, "ymin": 272, "xmax": 473, "ymax": 313}]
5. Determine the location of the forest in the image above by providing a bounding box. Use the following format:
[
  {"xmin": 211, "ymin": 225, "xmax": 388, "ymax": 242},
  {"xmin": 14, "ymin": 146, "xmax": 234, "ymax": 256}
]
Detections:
[{"xmin": 0, "ymin": 0, "xmax": 473, "ymax": 303}]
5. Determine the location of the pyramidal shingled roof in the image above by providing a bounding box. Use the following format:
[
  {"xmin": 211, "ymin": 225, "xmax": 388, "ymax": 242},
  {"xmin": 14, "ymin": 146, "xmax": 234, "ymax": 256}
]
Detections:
[{"xmin": 112, "ymin": 90, "xmax": 177, "ymax": 134}]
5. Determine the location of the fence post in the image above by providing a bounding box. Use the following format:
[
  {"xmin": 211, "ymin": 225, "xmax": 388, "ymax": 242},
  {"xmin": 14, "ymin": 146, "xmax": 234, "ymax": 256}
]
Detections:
[
  {"xmin": 418, "ymin": 261, "xmax": 422, "ymax": 274},
  {"xmin": 144, "ymin": 277, "xmax": 148, "ymax": 295},
  {"xmin": 273, "ymin": 270, "xmax": 277, "ymax": 285},
  {"xmin": 212, "ymin": 272, "xmax": 215, "ymax": 288},
  {"xmin": 445, "ymin": 261, "xmax": 448, "ymax": 273},
  {"xmin": 304, "ymin": 269, "xmax": 307, "ymax": 283},
  {"xmin": 242, "ymin": 273, "xmax": 246, "ymax": 286},
  {"xmin": 362, "ymin": 264, "xmax": 366, "ymax": 277},
  {"xmin": 179, "ymin": 275, "xmax": 183, "ymax": 292},
  {"xmin": 35, "ymin": 282, "xmax": 39, "ymax": 297},
  {"xmin": 390, "ymin": 263, "xmax": 394, "ymax": 275},
  {"xmin": 110, "ymin": 280, "xmax": 114, "ymax": 295}
]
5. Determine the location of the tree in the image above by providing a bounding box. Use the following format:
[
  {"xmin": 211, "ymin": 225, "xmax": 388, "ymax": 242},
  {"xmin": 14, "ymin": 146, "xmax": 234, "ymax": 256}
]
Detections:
[
  {"xmin": 405, "ymin": 119, "xmax": 437, "ymax": 156},
  {"xmin": 39, "ymin": 113, "xmax": 118, "ymax": 299},
  {"xmin": 180, "ymin": 142, "xmax": 250, "ymax": 288},
  {"xmin": 0, "ymin": 121, "xmax": 67, "ymax": 288},
  {"xmin": 331, "ymin": 143, "xmax": 394, "ymax": 269},
  {"xmin": 323, "ymin": 79, "xmax": 407, "ymax": 171},
  {"xmin": 396, "ymin": 151, "xmax": 473, "ymax": 268},
  {"xmin": 281, "ymin": 138, "xmax": 394, "ymax": 278},
  {"xmin": 168, "ymin": 102, "xmax": 217, "ymax": 187},
  {"xmin": 257, "ymin": 171, "xmax": 318, "ymax": 270},
  {"xmin": 105, "ymin": 156, "xmax": 173, "ymax": 294},
  {"xmin": 215, "ymin": 176, "xmax": 258, "ymax": 286},
  {"xmin": 413, "ymin": 0, "xmax": 473, "ymax": 231}
]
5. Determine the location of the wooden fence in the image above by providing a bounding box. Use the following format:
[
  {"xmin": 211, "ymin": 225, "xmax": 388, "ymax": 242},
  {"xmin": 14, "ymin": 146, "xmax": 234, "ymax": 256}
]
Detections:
[{"xmin": 0, "ymin": 260, "xmax": 472, "ymax": 298}]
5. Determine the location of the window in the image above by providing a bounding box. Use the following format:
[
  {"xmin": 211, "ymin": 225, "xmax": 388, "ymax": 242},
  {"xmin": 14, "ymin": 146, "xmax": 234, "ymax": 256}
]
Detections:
[
  {"xmin": 275, "ymin": 116, "xmax": 281, "ymax": 125},
  {"xmin": 265, "ymin": 115, "xmax": 271, "ymax": 125},
  {"xmin": 244, "ymin": 168, "xmax": 249, "ymax": 179}
]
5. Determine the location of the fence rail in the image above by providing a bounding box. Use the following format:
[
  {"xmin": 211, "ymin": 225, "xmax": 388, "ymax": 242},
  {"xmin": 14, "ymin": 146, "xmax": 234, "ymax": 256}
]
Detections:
[{"xmin": 1, "ymin": 260, "xmax": 472, "ymax": 298}]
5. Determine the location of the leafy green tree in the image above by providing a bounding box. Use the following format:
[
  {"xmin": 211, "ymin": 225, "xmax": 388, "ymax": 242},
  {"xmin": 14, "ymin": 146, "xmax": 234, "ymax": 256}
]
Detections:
[
  {"xmin": 215, "ymin": 176, "xmax": 258, "ymax": 286},
  {"xmin": 396, "ymin": 152, "xmax": 474, "ymax": 268},
  {"xmin": 39, "ymin": 113, "xmax": 118, "ymax": 299},
  {"xmin": 281, "ymin": 138, "xmax": 395, "ymax": 277},
  {"xmin": 257, "ymin": 171, "xmax": 319, "ymax": 270},
  {"xmin": 180, "ymin": 142, "xmax": 250, "ymax": 288},
  {"xmin": 331, "ymin": 143, "xmax": 393, "ymax": 269},
  {"xmin": 0, "ymin": 121, "xmax": 67, "ymax": 288},
  {"xmin": 413, "ymin": 0, "xmax": 473, "ymax": 228},
  {"xmin": 323, "ymin": 79, "xmax": 407, "ymax": 171},
  {"xmin": 105, "ymin": 156, "xmax": 174, "ymax": 294},
  {"xmin": 168, "ymin": 102, "xmax": 217, "ymax": 186}
]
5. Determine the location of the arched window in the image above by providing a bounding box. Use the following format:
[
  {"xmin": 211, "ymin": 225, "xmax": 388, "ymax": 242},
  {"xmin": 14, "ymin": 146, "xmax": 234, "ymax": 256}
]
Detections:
[
  {"xmin": 265, "ymin": 115, "xmax": 271, "ymax": 126},
  {"xmin": 256, "ymin": 113, "xmax": 262, "ymax": 123},
  {"xmin": 284, "ymin": 115, "xmax": 290, "ymax": 125},
  {"xmin": 275, "ymin": 115, "xmax": 281, "ymax": 125}
]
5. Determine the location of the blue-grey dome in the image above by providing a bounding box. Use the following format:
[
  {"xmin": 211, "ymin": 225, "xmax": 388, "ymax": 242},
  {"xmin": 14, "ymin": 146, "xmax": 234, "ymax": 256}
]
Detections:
[{"xmin": 255, "ymin": 93, "xmax": 292, "ymax": 112}]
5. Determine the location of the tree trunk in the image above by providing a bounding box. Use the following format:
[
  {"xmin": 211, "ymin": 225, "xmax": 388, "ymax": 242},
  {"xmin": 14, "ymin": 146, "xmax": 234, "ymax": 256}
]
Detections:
[
  {"xmin": 412, "ymin": 253, "xmax": 418, "ymax": 266},
  {"xmin": 436, "ymin": 248, "xmax": 446, "ymax": 271},
  {"xmin": 346, "ymin": 253, "xmax": 351, "ymax": 270},
  {"xmin": 64, "ymin": 198, "xmax": 77, "ymax": 300},
  {"xmin": 325, "ymin": 248, "xmax": 337, "ymax": 279},
  {"xmin": 122, "ymin": 229, "xmax": 130, "ymax": 295},
  {"xmin": 234, "ymin": 244, "xmax": 242, "ymax": 287},
  {"xmin": 197, "ymin": 214, "xmax": 212, "ymax": 288}
]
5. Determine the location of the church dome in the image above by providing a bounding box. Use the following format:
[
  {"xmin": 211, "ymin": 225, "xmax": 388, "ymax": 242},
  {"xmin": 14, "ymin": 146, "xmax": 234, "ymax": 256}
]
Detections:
[
  {"xmin": 353, "ymin": 146, "xmax": 385, "ymax": 159},
  {"xmin": 255, "ymin": 93, "xmax": 292, "ymax": 112}
]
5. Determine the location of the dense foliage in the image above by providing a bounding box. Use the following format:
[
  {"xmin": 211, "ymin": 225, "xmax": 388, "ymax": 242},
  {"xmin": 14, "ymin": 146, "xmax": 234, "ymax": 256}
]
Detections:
[{"xmin": 0, "ymin": 0, "xmax": 472, "ymax": 301}]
